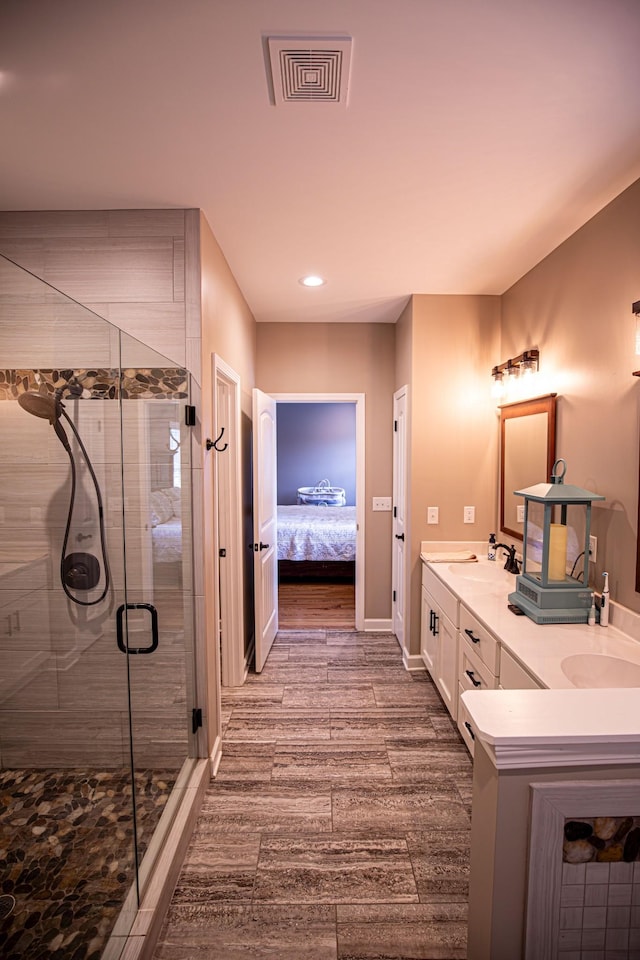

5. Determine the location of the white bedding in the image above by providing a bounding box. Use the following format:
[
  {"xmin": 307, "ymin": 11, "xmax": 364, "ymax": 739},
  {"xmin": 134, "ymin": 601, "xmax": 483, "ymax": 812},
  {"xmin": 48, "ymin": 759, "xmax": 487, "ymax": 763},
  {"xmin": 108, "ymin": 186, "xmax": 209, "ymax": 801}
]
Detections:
[
  {"xmin": 152, "ymin": 517, "xmax": 182, "ymax": 563},
  {"xmin": 277, "ymin": 505, "xmax": 356, "ymax": 562}
]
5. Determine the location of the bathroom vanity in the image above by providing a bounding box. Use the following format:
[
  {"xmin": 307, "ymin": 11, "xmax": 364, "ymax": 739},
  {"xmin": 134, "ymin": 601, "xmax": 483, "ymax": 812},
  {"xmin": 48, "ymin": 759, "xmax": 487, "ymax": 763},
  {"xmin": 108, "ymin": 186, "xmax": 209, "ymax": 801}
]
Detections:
[
  {"xmin": 421, "ymin": 546, "xmax": 640, "ymax": 958},
  {"xmin": 420, "ymin": 547, "xmax": 640, "ymax": 753}
]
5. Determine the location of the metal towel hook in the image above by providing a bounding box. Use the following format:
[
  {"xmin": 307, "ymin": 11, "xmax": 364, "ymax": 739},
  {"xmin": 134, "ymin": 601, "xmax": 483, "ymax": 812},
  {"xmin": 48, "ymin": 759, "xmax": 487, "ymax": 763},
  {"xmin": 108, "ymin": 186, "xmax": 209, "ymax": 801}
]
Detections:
[{"xmin": 206, "ymin": 427, "xmax": 228, "ymax": 452}]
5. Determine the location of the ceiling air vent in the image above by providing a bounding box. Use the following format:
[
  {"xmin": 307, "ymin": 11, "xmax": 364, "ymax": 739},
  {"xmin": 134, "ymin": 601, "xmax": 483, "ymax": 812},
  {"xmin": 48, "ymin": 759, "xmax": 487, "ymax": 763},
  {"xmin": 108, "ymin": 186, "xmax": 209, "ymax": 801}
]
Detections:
[{"xmin": 267, "ymin": 36, "xmax": 352, "ymax": 106}]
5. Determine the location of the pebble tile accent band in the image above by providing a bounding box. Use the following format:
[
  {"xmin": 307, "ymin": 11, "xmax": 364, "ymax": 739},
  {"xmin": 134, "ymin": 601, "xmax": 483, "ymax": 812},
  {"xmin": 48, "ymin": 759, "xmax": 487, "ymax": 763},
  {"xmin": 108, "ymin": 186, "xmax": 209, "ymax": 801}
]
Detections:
[
  {"xmin": 0, "ymin": 368, "xmax": 188, "ymax": 402},
  {"xmin": 564, "ymin": 816, "xmax": 640, "ymax": 864}
]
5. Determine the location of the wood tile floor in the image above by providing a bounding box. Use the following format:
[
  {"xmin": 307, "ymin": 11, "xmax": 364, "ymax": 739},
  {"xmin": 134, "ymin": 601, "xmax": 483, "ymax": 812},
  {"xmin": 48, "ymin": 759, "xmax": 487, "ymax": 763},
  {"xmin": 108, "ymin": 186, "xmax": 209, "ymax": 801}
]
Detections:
[
  {"xmin": 278, "ymin": 583, "xmax": 355, "ymax": 628},
  {"xmin": 153, "ymin": 629, "xmax": 472, "ymax": 960}
]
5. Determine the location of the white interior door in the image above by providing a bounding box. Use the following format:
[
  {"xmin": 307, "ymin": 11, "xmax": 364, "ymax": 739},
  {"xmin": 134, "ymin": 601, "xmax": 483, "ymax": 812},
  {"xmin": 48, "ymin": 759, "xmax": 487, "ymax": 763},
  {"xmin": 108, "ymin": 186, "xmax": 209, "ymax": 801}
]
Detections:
[
  {"xmin": 252, "ymin": 388, "xmax": 278, "ymax": 671},
  {"xmin": 392, "ymin": 385, "xmax": 408, "ymax": 650},
  {"xmin": 213, "ymin": 355, "xmax": 244, "ymax": 686}
]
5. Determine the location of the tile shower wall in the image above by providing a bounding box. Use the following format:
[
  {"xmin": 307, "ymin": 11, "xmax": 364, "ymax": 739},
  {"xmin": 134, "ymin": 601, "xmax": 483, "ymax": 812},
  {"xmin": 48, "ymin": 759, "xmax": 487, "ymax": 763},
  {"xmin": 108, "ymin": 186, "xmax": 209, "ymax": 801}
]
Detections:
[
  {"xmin": 0, "ymin": 209, "xmax": 204, "ymax": 771},
  {"xmin": 0, "ymin": 209, "xmax": 190, "ymax": 368},
  {"xmin": 0, "ymin": 375, "xmax": 191, "ymax": 770}
]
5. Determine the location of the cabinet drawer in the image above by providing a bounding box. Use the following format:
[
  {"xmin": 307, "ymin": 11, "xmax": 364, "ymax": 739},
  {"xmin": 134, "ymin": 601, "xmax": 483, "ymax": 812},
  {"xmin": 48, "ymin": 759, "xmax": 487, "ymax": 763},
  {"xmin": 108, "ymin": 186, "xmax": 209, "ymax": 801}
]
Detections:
[
  {"xmin": 459, "ymin": 640, "xmax": 497, "ymax": 693},
  {"xmin": 459, "ymin": 604, "xmax": 499, "ymax": 674},
  {"xmin": 421, "ymin": 564, "xmax": 458, "ymax": 626},
  {"xmin": 456, "ymin": 685, "xmax": 476, "ymax": 756},
  {"xmin": 500, "ymin": 647, "xmax": 542, "ymax": 690}
]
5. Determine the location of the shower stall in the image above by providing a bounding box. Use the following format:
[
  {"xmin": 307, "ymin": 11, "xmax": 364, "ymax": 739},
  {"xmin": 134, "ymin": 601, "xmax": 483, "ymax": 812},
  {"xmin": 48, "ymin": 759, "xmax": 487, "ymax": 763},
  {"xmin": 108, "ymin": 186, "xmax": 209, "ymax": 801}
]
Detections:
[{"xmin": 0, "ymin": 253, "xmax": 201, "ymax": 959}]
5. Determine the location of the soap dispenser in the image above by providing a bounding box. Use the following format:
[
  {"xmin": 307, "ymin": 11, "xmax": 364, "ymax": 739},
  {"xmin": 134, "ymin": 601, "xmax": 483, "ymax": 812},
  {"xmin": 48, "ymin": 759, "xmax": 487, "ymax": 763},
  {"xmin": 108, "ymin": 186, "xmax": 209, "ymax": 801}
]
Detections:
[{"xmin": 488, "ymin": 533, "xmax": 497, "ymax": 561}]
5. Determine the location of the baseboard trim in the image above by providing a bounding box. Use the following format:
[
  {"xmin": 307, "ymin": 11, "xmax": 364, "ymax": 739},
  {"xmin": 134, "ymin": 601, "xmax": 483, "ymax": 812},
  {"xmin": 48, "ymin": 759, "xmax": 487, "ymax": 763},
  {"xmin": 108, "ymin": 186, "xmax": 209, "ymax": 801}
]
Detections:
[
  {"xmin": 364, "ymin": 618, "xmax": 393, "ymax": 632},
  {"xmin": 244, "ymin": 638, "xmax": 255, "ymax": 680},
  {"xmin": 210, "ymin": 734, "xmax": 223, "ymax": 778},
  {"xmin": 403, "ymin": 651, "xmax": 426, "ymax": 672},
  {"xmin": 107, "ymin": 757, "xmax": 210, "ymax": 960}
]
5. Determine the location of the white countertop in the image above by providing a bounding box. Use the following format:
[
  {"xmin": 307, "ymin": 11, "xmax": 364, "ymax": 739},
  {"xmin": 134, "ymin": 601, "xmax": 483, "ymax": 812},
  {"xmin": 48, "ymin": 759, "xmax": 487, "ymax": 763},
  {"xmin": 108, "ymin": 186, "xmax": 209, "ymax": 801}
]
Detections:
[
  {"xmin": 421, "ymin": 547, "xmax": 640, "ymax": 760},
  {"xmin": 421, "ymin": 552, "xmax": 640, "ymax": 688}
]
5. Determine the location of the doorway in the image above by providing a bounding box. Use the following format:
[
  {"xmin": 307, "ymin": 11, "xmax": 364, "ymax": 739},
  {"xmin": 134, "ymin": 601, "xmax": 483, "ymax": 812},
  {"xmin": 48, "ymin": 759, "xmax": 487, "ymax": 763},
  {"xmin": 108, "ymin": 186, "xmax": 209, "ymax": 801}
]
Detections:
[{"xmin": 272, "ymin": 393, "xmax": 365, "ymax": 631}]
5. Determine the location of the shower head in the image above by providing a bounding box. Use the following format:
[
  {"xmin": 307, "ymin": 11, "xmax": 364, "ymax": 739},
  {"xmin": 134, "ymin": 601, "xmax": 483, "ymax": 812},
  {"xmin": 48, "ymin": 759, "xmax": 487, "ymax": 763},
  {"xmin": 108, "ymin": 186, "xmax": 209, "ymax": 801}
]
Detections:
[
  {"xmin": 18, "ymin": 391, "xmax": 71, "ymax": 452},
  {"xmin": 18, "ymin": 391, "xmax": 61, "ymax": 424}
]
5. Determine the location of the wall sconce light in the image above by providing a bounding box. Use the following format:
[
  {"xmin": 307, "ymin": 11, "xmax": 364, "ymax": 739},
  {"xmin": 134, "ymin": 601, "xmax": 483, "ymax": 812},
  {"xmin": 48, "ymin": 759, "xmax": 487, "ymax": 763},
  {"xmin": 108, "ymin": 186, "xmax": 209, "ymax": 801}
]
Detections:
[{"xmin": 491, "ymin": 349, "xmax": 539, "ymax": 399}]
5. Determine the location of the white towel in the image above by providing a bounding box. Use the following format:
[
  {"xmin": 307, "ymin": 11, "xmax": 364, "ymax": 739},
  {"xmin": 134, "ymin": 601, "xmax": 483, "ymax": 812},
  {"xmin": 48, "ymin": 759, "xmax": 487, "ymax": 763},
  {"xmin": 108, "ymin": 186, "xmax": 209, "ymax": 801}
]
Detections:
[{"xmin": 422, "ymin": 551, "xmax": 478, "ymax": 563}]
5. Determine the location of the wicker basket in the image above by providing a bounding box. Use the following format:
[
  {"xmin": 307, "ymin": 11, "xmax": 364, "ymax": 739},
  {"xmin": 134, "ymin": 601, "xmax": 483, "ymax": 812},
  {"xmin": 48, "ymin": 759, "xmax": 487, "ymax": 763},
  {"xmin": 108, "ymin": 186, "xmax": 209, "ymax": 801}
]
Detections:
[{"xmin": 297, "ymin": 478, "xmax": 346, "ymax": 507}]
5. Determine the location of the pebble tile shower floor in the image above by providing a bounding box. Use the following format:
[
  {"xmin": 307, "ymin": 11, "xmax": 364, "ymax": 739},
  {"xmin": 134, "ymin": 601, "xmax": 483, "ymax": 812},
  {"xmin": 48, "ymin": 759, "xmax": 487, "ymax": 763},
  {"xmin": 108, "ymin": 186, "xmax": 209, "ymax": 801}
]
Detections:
[
  {"xmin": 154, "ymin": 629, "xmax": 472, "ymax": 960},
  {"xmin": 0, "ymin": 768, "xmax": 175, "ymax": 960}
]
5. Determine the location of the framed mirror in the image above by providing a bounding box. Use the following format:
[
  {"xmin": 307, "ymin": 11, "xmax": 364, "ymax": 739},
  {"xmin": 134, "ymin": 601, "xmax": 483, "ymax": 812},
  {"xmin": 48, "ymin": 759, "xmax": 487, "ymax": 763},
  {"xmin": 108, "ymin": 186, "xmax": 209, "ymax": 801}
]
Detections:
[{"xmin": 500, "ymin": 394, "xmax": 557, "ymax": 541}]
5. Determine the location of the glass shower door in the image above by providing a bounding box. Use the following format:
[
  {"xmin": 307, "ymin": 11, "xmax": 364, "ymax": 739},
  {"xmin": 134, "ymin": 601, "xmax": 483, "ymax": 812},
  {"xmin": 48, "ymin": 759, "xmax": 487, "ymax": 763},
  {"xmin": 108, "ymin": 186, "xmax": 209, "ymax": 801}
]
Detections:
[
  {"xmin": 117, "ymin": 331, "xmax": 197, "ymax": 897},
  {"xmin": 0, "ymin": 253, "xmax": 199, "ymax": 958},
  {"xmin": 0, "ymin": 254, "xmax": 139, "ymax": 957}
]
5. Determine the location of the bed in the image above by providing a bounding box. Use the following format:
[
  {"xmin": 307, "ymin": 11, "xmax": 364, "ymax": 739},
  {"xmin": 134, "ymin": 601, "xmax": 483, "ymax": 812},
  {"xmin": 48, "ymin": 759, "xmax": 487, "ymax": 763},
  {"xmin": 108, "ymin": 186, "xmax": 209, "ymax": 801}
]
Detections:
[
  {"xmin": 150, "ymin": 488, "xmax": 183, "ymax": 583},
  {"xmin": 277, "ymin": 504, "xmax": 356, "ymax": 582}
]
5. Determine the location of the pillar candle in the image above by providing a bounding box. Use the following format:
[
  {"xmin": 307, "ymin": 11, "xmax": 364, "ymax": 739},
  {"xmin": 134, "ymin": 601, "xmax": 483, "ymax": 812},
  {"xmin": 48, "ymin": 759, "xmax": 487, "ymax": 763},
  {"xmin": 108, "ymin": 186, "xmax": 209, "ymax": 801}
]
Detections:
[{"xmin": 548, "ymin": 523, "xmax": 568, "ymax": 581}]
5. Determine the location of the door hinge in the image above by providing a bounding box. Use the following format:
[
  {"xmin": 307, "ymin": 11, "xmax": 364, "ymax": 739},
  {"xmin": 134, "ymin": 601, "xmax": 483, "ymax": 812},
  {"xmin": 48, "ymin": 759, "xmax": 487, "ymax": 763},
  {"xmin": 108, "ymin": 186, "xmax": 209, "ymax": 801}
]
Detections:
[
  {"xmin": 185, "ymin": 405, "xmax": 196, "ymax": 426},
  {"xmin": 192, "ymin": 707, "xmax": 203, "ymax": 734},
  {"xmin": 394, "ymin": 419, "xmax": 398, "ymax": 431},
  {"xmin": 392, "ymin": 590, "xmax": 397, "ymax": 602},
  {"xmin": 219, "ymin": 548, "xmax": 226, "ymax": 557},
  {"xmin": 393, "ymin": 506, "xmax": 397, "ymax": 518}
]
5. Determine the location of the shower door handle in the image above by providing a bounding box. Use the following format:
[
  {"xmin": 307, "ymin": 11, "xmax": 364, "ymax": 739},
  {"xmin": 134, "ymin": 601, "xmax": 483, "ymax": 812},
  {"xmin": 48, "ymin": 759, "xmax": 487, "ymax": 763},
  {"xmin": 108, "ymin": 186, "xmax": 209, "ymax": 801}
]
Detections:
[{"xmin": 116, "ymin": 603, "xmax": 159, "ymax": 654}]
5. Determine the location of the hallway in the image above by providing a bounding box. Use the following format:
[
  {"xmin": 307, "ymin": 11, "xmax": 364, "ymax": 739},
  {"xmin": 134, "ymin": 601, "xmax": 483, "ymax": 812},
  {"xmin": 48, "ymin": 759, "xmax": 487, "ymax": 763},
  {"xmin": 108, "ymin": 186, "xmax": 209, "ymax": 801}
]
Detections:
[{"xmin": 153, "ymin": 628, "xmax": 472, "ymax": 959}]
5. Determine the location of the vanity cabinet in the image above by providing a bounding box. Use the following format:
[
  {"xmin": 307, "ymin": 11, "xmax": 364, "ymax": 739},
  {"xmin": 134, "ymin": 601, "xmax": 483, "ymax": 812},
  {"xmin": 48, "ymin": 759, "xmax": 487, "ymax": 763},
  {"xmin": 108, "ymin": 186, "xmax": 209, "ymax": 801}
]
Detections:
[
  {"xmin": 421, "ymin": 565, "xmax": 459, "ymax": 720},
  {"xmin": 499, "ymin": 647, "xmax": 542, "ymax": 690},
  {"xmin": 457, "ymin": 604, "xmax": 500, "ymax": 753},
  {"xmin": 459, "ymin": 604, "xmax": 500, "ymax": 675}
]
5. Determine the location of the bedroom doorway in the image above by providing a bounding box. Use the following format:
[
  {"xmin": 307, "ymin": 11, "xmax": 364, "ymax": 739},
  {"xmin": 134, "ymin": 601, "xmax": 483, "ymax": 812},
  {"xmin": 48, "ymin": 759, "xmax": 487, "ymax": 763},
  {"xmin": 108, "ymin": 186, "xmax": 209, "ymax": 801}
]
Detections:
[{"xmin": 271, "ymin": 393, "xmax": 365, "ymax": 631}]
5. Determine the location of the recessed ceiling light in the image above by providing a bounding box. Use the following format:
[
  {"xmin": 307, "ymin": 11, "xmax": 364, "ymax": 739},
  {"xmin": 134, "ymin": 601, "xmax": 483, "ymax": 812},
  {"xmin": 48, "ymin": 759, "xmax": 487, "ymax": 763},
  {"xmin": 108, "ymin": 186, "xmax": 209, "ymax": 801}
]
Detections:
[{"xmin": 299, "ymin": 275, "xmax": 326, "ymax": 287}]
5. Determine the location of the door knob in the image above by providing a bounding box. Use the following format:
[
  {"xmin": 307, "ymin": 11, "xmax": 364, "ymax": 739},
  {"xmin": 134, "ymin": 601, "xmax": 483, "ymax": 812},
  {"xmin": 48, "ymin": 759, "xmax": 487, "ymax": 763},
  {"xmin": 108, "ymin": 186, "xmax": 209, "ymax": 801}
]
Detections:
[{"xmin": 395, "ymin": 533, "xmax": 405, "ymax": 541}]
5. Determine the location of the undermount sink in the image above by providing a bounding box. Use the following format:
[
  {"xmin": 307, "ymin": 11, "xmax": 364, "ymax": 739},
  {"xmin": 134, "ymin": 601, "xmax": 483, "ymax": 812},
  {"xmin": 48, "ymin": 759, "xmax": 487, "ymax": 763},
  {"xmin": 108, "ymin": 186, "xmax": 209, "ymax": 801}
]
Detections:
[
  {"xmin": 446, "ymin": 563, "xmax": 510, "ymax": 584},
  {"xmin": 561, "ymin": 653, "xmax": 640, "ymax": 688}
]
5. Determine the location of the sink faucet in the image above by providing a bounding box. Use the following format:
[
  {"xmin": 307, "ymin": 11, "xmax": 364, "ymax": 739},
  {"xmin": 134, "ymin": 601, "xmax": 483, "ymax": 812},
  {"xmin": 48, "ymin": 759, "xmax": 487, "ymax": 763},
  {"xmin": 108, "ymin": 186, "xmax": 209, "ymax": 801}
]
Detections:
[{"xmin": 495, "ymin": 543, "xmax": 521, "ymax": 574}]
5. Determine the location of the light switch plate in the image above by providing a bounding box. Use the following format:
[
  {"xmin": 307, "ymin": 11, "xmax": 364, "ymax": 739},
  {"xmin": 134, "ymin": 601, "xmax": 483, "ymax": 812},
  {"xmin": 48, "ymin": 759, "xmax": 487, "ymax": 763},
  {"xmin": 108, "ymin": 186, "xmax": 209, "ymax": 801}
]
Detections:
[
  {"xmin": 427, "ymin": 506, "xmax": 439, "ymax": 524},
  {"xmin": 517, "ymin": 504, "xmax": 525, "ymax": 523},
  {"xmin": 372, "ymin": 497, "xmax": 392, "ymax": 511}
]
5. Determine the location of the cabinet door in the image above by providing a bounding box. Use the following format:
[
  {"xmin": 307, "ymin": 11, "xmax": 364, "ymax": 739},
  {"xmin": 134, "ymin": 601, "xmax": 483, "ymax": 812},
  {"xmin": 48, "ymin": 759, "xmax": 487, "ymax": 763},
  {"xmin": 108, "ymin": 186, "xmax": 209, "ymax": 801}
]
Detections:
[
  {"xmin": 420, "ymin": 586, "xmax": 438, "ymax": 677},
  {"xmin": 499, "ymin": 647, "xmax": 542, "ymax": 690},
  {"xmin": 434, "ymin": 608, "xmax": 458, "ymax": 720}
]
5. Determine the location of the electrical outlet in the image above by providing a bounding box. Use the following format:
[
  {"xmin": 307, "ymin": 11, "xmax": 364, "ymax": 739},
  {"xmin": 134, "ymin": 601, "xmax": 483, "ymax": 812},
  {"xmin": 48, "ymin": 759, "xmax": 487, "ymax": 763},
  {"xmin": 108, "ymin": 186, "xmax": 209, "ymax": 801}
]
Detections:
[
  {"xmin": 589, "ymin": 535, "xmax": 597, "ymax": 561},
  {"xmin": 372, "ymin": 497, "xmax": 392, "ymax": 511},
  {"xmin": 463, "ymin": 506, "xmax": 475, "ymax": 524},
  {"xmin": 427, "ymin": 506, "xmax": 439, "ymax": 524},
  {"xmin": 517, "ymin": 504, "xmax": 525, "ymax": 523}
]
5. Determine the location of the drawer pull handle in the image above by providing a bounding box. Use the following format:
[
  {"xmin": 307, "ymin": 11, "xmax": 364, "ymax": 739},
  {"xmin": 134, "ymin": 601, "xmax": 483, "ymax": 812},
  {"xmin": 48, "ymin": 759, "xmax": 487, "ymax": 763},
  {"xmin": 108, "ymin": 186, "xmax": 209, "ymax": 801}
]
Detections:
[
  {"xmin": 465, "ymin": 628, "xmax": 481, "ymax": 644},
  {"xmin": 465, "ymin": 669, "xmax": 481, "ymax": 687},
  {"xmin": 464, "ymin": 720, "xmax": 476, "ymax": 741}
]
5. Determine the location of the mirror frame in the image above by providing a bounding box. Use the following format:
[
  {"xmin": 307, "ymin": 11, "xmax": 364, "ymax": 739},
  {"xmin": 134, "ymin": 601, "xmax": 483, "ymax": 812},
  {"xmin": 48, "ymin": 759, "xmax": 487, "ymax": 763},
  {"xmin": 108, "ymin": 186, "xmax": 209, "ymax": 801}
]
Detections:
[{"xmin": 499, "ymin": 393, "xmax": 557, "ymax": 541}]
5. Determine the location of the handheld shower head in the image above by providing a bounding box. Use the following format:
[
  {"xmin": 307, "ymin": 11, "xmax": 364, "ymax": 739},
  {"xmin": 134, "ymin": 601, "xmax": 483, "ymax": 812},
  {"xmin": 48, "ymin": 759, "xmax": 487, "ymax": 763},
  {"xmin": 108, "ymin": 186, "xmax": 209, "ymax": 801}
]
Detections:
[
  {"xmin": 18, "ymin": 391, "xmax": 62, "ymax": 424},
  {"xmin": 18, "ymin": 391, "xmax": 71, "ymax": 451}
]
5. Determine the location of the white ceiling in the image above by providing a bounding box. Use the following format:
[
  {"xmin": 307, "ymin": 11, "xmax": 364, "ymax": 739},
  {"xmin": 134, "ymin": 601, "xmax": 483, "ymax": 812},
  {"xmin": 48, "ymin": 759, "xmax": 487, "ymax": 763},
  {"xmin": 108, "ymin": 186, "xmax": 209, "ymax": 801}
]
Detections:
[{"xmin": 2, "ymin": 0, "xmax": 640, "ymax": 324}]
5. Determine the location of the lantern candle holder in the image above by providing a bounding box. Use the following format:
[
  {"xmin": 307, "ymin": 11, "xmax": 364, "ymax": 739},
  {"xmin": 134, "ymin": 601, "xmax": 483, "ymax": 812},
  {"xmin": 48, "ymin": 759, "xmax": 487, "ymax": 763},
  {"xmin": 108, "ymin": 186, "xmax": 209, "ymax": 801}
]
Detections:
[{"xmin": 508, "ymin": 459, "xmax": 605, "ymax": 624}]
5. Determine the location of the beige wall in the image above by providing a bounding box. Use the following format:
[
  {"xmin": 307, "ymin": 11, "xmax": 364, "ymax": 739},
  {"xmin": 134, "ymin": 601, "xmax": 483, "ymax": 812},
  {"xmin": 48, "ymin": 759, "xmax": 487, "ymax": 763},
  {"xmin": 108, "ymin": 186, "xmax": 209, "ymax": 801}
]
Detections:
[
  {"xmin": 403, "ymin": 294, "xmax": 501, "ymax": 655},
  {"xmin": 198, "ymin": 213, "xmax": 257, "ymax": 738},
  {"xmin": 256, "ymin": 322, "xmax": 396, "ymax": 622},
  {"xmin": 501, "ymin": 177, "xmax": 640, "ymax": 611}
]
